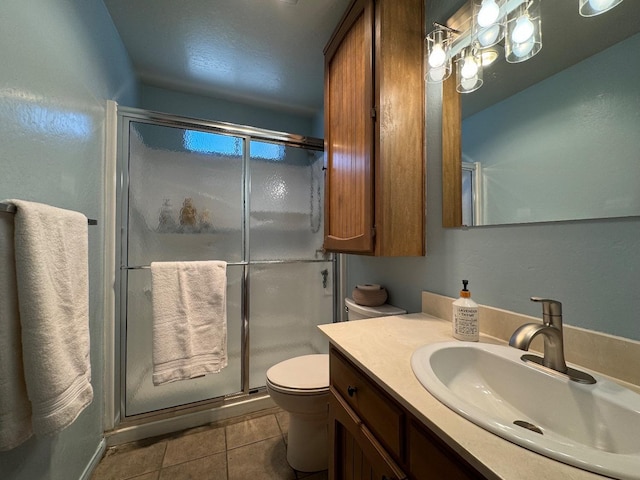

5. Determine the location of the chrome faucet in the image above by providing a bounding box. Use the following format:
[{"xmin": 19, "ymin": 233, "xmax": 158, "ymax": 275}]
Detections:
[
  {"xmin": 509, "ymin": 297, "xmax": 596, "ymax": 384},
  {"xmin": 509, "ymin": 297, "xmax": 568, "ymax": 373}
]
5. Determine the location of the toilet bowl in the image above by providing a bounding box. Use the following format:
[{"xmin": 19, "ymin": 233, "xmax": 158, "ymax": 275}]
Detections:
[{"xmin": 266, "ymin": 354, "xmax": 329, "ymax": 472}]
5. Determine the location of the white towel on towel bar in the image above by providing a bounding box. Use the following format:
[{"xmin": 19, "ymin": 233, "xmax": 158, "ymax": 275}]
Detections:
[
  {"xmin": 151, "ymin": 261, "xmax": 228, "ymax": 386},
  {"xmin": 5, "ymin": 199, "xmax": 93, "ymax": 441},
  {"xmin": 0, "ymin": 214, "xmax": 33, "ymax": 451}
]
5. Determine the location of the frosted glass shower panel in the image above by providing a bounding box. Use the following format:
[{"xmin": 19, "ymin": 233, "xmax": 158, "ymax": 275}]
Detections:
[
  {"xmin": 249, "ymin": 141, "xmax": 324, "ymax": 260},
  {"xmin": 127, "ymin": 122, "xmax": 244, "ymax": 266},
  {"xmin": 248, "ymin": 262, "xmax": 333, "ymax": 389},
  {"xmin": 125, "ymin": 267, "xmax": 242, "ymax": 416}
]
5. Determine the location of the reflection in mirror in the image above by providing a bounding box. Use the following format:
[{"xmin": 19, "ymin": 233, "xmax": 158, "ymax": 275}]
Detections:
[{"xmin": 441, "ymin": 0, "xmax": 640, "ymax": 227}]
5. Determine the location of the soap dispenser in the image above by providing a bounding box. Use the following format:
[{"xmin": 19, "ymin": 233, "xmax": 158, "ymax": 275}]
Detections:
[{"xmin": 452, "ymin": 280, "xmax": 479, "ymax": 341}]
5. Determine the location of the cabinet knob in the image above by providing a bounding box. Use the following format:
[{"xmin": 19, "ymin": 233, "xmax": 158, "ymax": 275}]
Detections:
[{"xmin": 347, "ymin": 385, "xmax": 357, "ymax": 397}]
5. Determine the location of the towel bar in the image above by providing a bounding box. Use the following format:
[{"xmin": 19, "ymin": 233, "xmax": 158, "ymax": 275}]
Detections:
[
  {"xmin": 0, "ymin": 202, "xmax": 98, "ymax": 225},
  {"xmin": 123, "ymin": 258, "xmax": 333, "ymax": 270}
]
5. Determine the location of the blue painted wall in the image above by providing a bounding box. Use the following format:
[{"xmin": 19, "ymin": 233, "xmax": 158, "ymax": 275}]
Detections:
[
  {"xmin": 346, "ymin": 8, "xmax": 640, "ymax": 341},
  {"xmin": 140, "ymin": 84, "xmax": 316, "ymax": 137},
  {"xmin": 0, "ymin": 1, "xmax": 136, "ymax": 479},
  {"xmin": 463, "ymin": 33, "xmax": 640, "ymax": 225}
]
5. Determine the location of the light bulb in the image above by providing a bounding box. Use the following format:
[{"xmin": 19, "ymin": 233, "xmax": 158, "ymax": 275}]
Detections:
[
  {"xmin": 588, "ymin": 0, "xmax": 616, "ymax": 12},
  {"xmin": 477, "ymin": 0, "xmax": 500, "ymax": 27},
  {"xmin": 429, "ymin": 66, "xmax": 447, "ymax": 82},
  {"xmin": 477, "ymin": 24, "xmax": 500, "ymax": 47},
  {"xmin": 461, "ymin": 75, "xmax": 479, "ymax": 90},
  {"xmin": 511, "ymin": 15, "xmax": 534, "ymax": 44},
  {"xmin": 429, "ymin": 43, "xmax": 447, "ymax": 68},
  {"xmin": 511, "ymin": 36, "xmax": 534, "ymax": 58},
  {"xmin": 461, "ymin": 57, "xmax": 479, "ymax": 79}
]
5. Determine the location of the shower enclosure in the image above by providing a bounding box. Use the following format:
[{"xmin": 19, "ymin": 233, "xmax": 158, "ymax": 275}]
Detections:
[{"xmin": 115, "ymin": 108, "xmax": 334, "ymax": 424}]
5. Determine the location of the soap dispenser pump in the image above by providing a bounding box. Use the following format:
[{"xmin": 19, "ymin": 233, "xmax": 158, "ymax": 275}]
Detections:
[{"xmin": 452, "ymin": 280, "xmax": 479, "ymax": 341}]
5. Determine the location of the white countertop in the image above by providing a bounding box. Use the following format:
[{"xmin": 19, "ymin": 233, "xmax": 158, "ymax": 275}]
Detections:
[{"xmin": 319, "ymin": 313, "xmax": 608, "ymax": 480}]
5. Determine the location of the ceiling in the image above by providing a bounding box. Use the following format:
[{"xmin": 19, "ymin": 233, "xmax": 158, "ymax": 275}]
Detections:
[{"xmin": 103, "ymin": 0, "xmax": 352, "ymax": 115}]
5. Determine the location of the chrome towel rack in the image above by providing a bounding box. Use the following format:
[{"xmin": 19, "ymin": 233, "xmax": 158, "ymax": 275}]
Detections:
[
  {"xmin": 0, "ymin": 202, "xmax": 98, "ymax": 225},
  {"xmin": 122, "ymin": 258, "xmax": 332, "ymax": 270}
]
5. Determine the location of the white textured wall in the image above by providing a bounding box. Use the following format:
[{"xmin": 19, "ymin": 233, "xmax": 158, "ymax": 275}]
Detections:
[{"xmin": 0, "ymin": 1, "xmax": 136, "ymax": 479}]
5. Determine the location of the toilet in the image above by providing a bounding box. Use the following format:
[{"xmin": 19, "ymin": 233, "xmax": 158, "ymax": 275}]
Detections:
[
  {"xmin": 266, "ymin": 354, "xmax": 329, "ymax": 472},
  {"xmin": 265, "ymin": 297, "xmax": 406, "ymax": 472}
]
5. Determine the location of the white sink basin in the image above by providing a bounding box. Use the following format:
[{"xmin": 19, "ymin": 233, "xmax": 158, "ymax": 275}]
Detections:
[{"xmin": 411, "ymin": 341, "xmax": 640, "ymax": 479}]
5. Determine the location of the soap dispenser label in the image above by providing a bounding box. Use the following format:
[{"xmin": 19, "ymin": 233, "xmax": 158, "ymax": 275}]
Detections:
[{"xmin": 453, "ymin": 305, "xmax": 479, "ymax": 341}]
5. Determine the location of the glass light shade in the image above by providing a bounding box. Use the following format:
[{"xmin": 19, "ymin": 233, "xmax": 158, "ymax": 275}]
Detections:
[
  {"xmin": 473, "ymin": 0, "xmax": 505, "ymax": 48},
  {"xmin": 456, "ymin": 47, "xmax": 483, "ymax": 93},
  {"xmin": 425, "ymin": 29, "xmax": 452, "ymax": 83},
  {"xmin": 579, "ymin": 0, "xmax": 623, "ymax": 17},
  {"xmin": 505, "ymin": 0, "xmax": 542, "ymax": 63}
]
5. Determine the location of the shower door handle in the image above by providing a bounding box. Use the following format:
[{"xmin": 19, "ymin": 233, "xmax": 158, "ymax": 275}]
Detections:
[{"xmin": 321, "ymin": 269, "xmax": 328, "ymax": 288}]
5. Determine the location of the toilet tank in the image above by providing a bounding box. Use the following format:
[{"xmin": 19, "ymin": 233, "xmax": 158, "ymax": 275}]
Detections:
[{"xmin": 344, "ymin": 297, "xmax": 407, "ymax": 321}]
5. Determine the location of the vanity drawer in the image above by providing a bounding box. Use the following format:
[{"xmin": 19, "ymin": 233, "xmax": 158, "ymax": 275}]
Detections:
[{"xmin": 330, "ymin": 347, "xmax": 404, "ymax": 459}]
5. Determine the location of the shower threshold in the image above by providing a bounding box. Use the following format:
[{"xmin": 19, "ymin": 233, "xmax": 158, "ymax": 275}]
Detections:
[{"xmin": 106, "ymin": 389, "xmax": 273, "ymax": 446}]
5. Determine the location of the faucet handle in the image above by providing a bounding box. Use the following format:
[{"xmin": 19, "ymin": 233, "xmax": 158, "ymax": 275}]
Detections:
[{"xmin": 531, "ymin": 297, "xmax": 562, "ymax": 325}]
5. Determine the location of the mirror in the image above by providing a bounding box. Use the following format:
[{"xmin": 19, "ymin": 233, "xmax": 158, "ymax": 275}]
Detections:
[{"xmin": 441, "ymin": 1, "xmax": 640, "ymax": 227}]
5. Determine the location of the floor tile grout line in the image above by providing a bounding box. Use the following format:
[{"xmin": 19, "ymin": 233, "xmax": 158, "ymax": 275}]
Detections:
[
  {"xmin": 224, "ymin": 427, "xmax": 229, "ymax": 480},
  {"xmin": 94, "ymin": 410, "xmax": 299, "ymax": 480},
  {"xmin": 226, "ymin": 432, "xmax": 284, "ymax": 451}
]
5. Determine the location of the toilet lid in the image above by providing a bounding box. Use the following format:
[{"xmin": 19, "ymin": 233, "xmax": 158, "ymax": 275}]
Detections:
[{"xmin": 266, "ymin": 354, "xmax": 329, "ymax": 390}]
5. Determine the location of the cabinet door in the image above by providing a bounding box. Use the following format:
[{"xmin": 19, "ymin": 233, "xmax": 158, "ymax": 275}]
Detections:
[
  {"xmin": 408, "ymin": 419, "xmax": 487, "ymax": 480},
  {"xmin": 374, "ymin": 0, "xmax": 425, "ymax": 256},
  {"xmin": 323, "ymin": 0, "xmax": 375, "ymax": 254},
  {"xmin": 329, "ymin": 388, "xmax": 407, "ymax": 480}
]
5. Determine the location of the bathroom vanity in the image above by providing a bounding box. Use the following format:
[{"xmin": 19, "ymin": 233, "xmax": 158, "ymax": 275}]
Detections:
[
  {"xmin": 329, "ymin": 345, "xmax": 484, "ymax": 479},
  {"xmin": 319, "ymin": 314, "xmax": 615, "ymax": 480}
]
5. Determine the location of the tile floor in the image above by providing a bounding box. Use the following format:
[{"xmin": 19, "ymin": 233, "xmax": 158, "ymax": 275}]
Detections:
[{"xmin": 91, "ymin": 409, "xmax": 328, "ymax": 480}]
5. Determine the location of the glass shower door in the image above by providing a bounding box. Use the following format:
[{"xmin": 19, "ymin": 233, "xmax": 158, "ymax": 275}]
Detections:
[
  {"xmin": 248, "ymin": 141, "xmax": 333, "ymax": 389},
  {"xmin": 117, "ymin": 111, "xmax": 333, "ymax": 420},
  {"xmin": 122, "ymin": 121, "xmax": 244, "ymax": 416}
]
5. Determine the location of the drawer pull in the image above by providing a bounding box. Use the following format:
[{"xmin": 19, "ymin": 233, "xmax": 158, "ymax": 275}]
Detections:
[{"xmin": 347, "ymin": 385, "xmax": 357, "ymax": 397}]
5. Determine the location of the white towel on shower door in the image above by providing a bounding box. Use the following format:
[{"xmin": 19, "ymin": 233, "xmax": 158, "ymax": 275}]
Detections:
[
  {"xmin": 7, "ymin": 199, "xmax": 93, "ymax": 438},
  {"xmin": 151, "ymin": 261, "xmax": 228, "ymax": 386}
]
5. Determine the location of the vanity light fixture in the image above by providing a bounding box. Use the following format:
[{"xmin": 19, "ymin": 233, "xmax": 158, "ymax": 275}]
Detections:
[
  {"xmin": 505, "ymin": 0, "xmax": 542, "ymax": 63},
  {"xmin": 424, "ymin": 0, "xmax": 623, "ymax": 93},
  {"xmin": 425, "ymin": 25, "xmax": 456, "ymax": 83},
  {"xmin": 579, "ymin": 0, "xmax": 623, "ymax": 17},
  {"xmin": 456, "ymin": 46, "xmax": 484, "ymax": 93}
]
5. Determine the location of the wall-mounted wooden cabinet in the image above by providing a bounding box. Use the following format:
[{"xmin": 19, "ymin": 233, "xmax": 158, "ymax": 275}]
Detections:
[
  {"xmin": 323, "ymin": 0, "xmax": 425, "ymax": 256},
  {"xmin": 329, "ymin": 347, "xmax": 488, "ymax": 480}
]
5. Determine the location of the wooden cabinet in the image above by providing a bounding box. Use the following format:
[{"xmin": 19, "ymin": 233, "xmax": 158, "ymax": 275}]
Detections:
[
  {"xmin": 329, "ymin": 347, "xmax": 488, "ymax": 480},
  {"xmin": 329, "ymin": 389, "xmax": 406, "ymax": 480},
  {"xmin": 323, "ymin": 0, "xmax": 425, "ymax": 256}
]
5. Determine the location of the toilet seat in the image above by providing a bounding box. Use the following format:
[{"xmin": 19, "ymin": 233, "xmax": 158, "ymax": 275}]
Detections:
[{"xmin": 266, "ymin": 354, "xmax": 329, "ymax": 395}]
